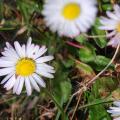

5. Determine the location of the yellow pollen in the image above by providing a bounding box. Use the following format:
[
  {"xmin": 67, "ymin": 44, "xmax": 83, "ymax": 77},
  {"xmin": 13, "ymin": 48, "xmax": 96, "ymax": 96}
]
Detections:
[
  {"xmin": 116, "ymin": 22, "xmax": 120, "ymax": 33},
  {"xmin": 62, "ymin": 3, "xmax": 80, "ymax": 20},
  {"xmin": 16, "ymin": 58, "xmax": 36, "ymax": 76}
]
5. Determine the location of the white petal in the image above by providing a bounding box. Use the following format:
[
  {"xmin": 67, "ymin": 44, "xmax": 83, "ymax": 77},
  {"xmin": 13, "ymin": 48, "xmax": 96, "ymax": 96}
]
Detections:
[
  {"xmin": 36, "ymin": 68, "xmax": 54, "ymax": 78},
  {"xmin": 28, "ymin": 37, "xmax": 32, "ymax": 44},
  {"xmin": 37, "ymin": 63, "xmax": 54, "ymax": 70},
  {"xmin": 14, "ymin": 41, "xmax": 25, "ymax": 57},
  {"xmin": 36, "ymin": 56, "xmax": 54, "ymax": 63},
  {"xmin": 33, "ymin": 46, "xmax": 47, "ymax": 59},
  {"xmin": 1, "ymin": 72, "xmax": 15, "ymax": 84},
  {"xmin": 25, "ymin": 77, "xmax": 32, "ymax": 96},
  {"xmin": 106, "ymin": 31, "xmax": 116, "ymax": 38},
  {"xmin": 29, "ymin": 76, "xmax": 40, "ymax": 92},
  {"xmin": 16, "ymin": 77, "xmax": 24, "ymax": 95},
  {"xmin": 37, "ymin": 65, "xmax": 55, "ymax": 73},
  {"xmin": 99, "ymin": 25, "xmax": 115, "ymax": 30},
  {"xmin": 26, "ymin": 44, "xmax": 35, "ymax": 58},
  {"xmin": 6, "ymin": 42, "xmax": 13, "ymax": 49},
  {"xmin": 2, "ymin": 49, "xmax": 19, "ymax": 60},
  {"xmin": 114, "ymin": 117, "xmax": 120, "ymax": 120},
  {"xmin": 26, "ymin": 37, "xmax": 33, "ymax": 57},
  {"xmin": 106, "ymin": 11, "xmax": 119, "ymax": 20},
  {"xmin": 4, "ymin": 74, "xmax": 16, "ymax": 90},
  {"xmin": 21, "ymin": 44, "xmax": 26, "ymax": 57},
  {"xmin": 32, "ymin": 73, "xmax": 46, "ymax": 87},
  {"xmin": 114, "ymin": 4, "xmax": 120, "ymax": 18},
  {"xmin": 0, "ymin": 56, "xmax": 17, "ymax": 62},
  {"xmin": 108, "ymin": 34, "xmax": 120, "ymax": 47},
  {"xmin": 114, "ymin": 101, "xmax": 120, "ymax": 107},
  {"xmin": 0, "ymin": 67, "xmax": 14, "ymax": 76},
  {"xmin": 30, "ymin": 45, "xmax": 40, "ymax": 58},
  {"xmin": 0, "ymin": 59, "xmax": 15, "ymax": 67},
  {"xmin": 13, "ymin": 76, "xmax": 20, "ymax": 93}
]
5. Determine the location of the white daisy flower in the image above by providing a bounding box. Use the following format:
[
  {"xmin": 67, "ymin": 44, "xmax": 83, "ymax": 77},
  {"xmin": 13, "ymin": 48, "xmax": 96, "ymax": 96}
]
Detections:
[
  {"xmin": 107, "ymin": 101, "xmax": 120, "ymax": 120},
  {"xmin": 42, "ymin": 0, "xmax": 97, "ymax": 38},
  {"xmin": 0, "ymin": 37, "xmax": 55, "ymax": 96},
  {"xmin": 99, "ymin": 5, "xmax": 120, "ymax": 47}
]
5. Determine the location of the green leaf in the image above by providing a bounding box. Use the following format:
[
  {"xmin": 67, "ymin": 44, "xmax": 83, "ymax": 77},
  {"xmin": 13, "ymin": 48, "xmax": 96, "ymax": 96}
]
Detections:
[
  {"xmin": 89, "ymin": 102, "xmax": 111, "ymax": 120},
  {"xmin": 87, "ymin": 77, "xmax": 115, "ymax": 120},
  {"xmin": 53, "ymin": 80, "xmax": 71, "ymax": 120},
  {"xmin": 78, "ymin": 43, "xmax": 96, "ymax": 63},
  {"xmin": 53, "ymin": 80, "xmax": 72, "ymax": 104},
  {"xmin": 97, "ymin": 77, "xmax": 118, "ymax": 92},
  {"xmin": 92, "ymin": 18, "xmax": 107, "ymax": 48},
  {"xmin": 94, "ymin": 55, "xmax": 114, "ymax": 71},
  {"xmin": 76, "ymin": 61, "xmax": 94, "ymax": 75},
  {"xmin": 60, "ymin": 81, "xmax": 72, "ymax": 103},
  {"xmin": 62, "ymin": 59, "xmax": 75, "ymax": 68},
  {"xmin": 75, "ymin": 34, "xmax": 86, "ymax": 44},
  {"xmin": 112, "ymin": 88, "xmax": 120, "ymax": 100},
  {"xmin": 51, "ymin": 62, "xmax": 71, "ymax": 119},
  {"xmin": 102, "ymin": 4, "xmax": 112, "ymax": 11},
  {"xmin": 43, "ymin": 88, "xmax": 68, "ymax": 120}
]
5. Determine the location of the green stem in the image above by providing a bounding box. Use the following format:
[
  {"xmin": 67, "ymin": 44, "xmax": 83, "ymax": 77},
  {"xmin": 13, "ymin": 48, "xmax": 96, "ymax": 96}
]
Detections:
[
  {"xmin": 97, "ymin": 0, "xmax": 102, "ymax": 13},
  {"xmin": 78, "ymin": 99, "xmax": 113, "ymax": 110}
]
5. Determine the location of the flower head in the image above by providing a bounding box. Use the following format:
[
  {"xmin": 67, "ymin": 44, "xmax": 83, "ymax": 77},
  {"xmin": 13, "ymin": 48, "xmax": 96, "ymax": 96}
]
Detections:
[
  {"xmin": 0, "ymin": 37, "xmax": 55, "ymax": 96},
  {"xmin": 42, "ymin": 0, "xmax": 97, "ymax": 38},
  {"xmin": 99, "ymin": 5, "xmax": 120, "ymax": 47},
  {"xmin": 107, "ymin": 101, "xmax": 120, "ymax": 120}
]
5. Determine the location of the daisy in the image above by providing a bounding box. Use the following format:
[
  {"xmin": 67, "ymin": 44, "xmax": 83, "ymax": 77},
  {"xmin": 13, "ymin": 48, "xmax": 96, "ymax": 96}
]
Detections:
[
  {"xmin": 107, "ymin": 101, "xmax": 120, "ymax": 120},
  {"xmin": 99, "ymin": 4, "xmax": 120, "ymax": 47},
  {"xmin": 0, "ymin": 37, "xmax": 55, "ymax": 96},
  {"xmin": 42, "ymin": 0, "xmax": 97, "ymax": 38}
]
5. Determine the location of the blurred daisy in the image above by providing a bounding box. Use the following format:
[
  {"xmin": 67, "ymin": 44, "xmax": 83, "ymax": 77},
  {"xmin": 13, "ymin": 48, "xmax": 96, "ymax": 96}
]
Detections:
[
  {"xmin": 107, "ymin": 101, "xmax": 120, "ymax": 120},
  {"xmin": 99, "ymin": 5, "xmax": 120, "ymax": 47},
  {"xmin": 42, "ymin": 0, "xmax": 97, "ymax": 38},
  {"xmin": 0, "ymin": 37, "xmax": 55, "ymax": 96}
]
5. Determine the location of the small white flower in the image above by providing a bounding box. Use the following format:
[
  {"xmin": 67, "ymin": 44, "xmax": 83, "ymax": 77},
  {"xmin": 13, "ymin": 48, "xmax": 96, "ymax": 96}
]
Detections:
[
  {"xmin": 107, "ymin": 101, "xmax": 120, "ymax": 120},
  {"xmin": 0, "ymin": 37, "xmax": 55, "ymax": 96},
  {"xmin": 42, "ymin": 0, "xmax": 97, "ymax": 38},
  {"xmin": 99, "ymin": 5, "xmax": 120, "ymax": 47}
]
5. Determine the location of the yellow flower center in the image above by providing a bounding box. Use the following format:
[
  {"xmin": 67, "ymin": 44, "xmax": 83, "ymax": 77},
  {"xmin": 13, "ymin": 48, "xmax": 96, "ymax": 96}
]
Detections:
[
  {"xmin": 16, "ymin": 58, "xmax": 36, "ymax": 76},
  {"xmin": 116, "ymin": 22, "xmax": 120, "ymax": 33},
  {"xmin": 62, "ymin": 3, "xmax": 80, "ymax": 20}
]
